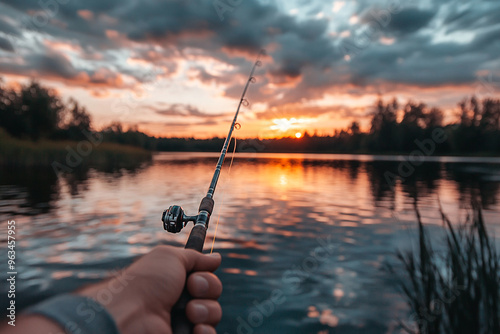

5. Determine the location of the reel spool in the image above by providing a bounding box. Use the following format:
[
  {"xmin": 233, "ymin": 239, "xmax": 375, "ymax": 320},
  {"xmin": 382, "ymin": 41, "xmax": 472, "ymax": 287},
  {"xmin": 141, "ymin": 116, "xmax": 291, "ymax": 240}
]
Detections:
[{"xmin": 162, "ymin": 206, "xmax": 197, "ymax": 233}]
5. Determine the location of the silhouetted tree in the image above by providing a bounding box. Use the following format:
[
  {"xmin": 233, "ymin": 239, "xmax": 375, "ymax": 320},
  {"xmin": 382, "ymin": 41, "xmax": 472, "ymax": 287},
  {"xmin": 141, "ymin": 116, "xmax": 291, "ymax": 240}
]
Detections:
[
  {"xmin": 60, "ymin": 98, "xmax": 92, "ymax": 140},
  {"xmin": 349, "ymin": 121, "xmax": 360, "ymax": 135},
  {"xmin": 0, "ymin": 80, "xmax": 64, "ymax": 140},
  {"xmin": 370, "ymin": 98, "xmax": 399, "ymax": 151},
  {"xmin": 424, "ymin": 107, "xmax": 444, "ymax": 129},
  {"xmin": 453, "ymin": 97, "xmax": 500, "ymax": 153},
  {"xmin": 19, "ymin": 81, "xmax": 65, "ymax": 140}
]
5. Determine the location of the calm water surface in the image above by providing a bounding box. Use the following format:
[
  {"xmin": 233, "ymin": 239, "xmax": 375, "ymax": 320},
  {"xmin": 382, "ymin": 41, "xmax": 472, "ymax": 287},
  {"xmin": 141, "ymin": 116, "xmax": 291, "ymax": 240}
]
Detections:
[{"xmin": 1, "ymin": 152, "xmax": 500, "ymax": 333}]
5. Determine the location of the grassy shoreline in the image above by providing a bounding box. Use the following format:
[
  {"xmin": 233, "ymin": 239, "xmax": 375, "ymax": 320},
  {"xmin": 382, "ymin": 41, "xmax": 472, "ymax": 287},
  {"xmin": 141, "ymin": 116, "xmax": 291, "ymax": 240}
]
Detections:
[{"xmin": 0, "ymin": 131, "xmax": 152, "ymax": 169}]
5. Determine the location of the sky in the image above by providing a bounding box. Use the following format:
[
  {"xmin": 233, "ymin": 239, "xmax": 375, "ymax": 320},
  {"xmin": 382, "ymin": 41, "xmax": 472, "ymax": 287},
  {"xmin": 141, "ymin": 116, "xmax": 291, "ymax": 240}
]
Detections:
[{"xmin": 0, "ymin": 0, "xmax": 499, "ymax": 138}]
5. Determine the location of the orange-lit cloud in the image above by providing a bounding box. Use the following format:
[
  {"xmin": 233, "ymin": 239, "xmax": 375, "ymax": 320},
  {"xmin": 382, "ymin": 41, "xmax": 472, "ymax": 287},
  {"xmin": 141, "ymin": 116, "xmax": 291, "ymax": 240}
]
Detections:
[
  {"xmin": 0, "ymin": 0, "xmax": 498, "ymax": 138},
  {"xmin": 78, "ymin": 10, "xmax": 94, "ymax": 21}
]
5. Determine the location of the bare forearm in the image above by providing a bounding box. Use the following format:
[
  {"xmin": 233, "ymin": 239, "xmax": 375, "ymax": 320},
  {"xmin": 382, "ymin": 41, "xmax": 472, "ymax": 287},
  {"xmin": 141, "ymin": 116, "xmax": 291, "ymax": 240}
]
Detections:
[{"xmin": 1, "ymin": 315, "xmax": 65, "ymax": 334}]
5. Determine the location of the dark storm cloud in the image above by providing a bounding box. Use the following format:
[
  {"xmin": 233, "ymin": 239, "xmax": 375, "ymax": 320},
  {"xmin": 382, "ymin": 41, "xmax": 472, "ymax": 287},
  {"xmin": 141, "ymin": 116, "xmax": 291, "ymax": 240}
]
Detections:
[
  {"xmin": 471, "ymin": 25, "xmax": 500, "ymax": 49},
  {"xmin": 0, "ymin": 1, "xmax": 124, "ymax": 51},
  {"xmin": 115, "ymin": 0, "xmax": 340, "ymax": 78},
  {"xmin": 386, "ymin": 8, "xmax": 435, "ymax": 34},
  {"xmin": 443, "ymin": 1, "xmax": 500, "ymax": 33},
  {"xmin": 0, "ymin": 15, "xmax": 20, "ymax": 36},
  {"xmin": 36, "ymin": 52, "xmax": 79, "ymax": 78},
  {"xmin": 346, "ymin": 34, "xmax": 483, "ymax": 86},
  {"xmin": 0, "ymin": 51, "xmax": 77, "ymax": 78},
  {"xmin": 336, "ymin": 0, "xmax": 500, "ymax": 92},
  {"xmin": 0, "ymin": 48, "xmax": 127, "ymax": 88},
  {"xmin": 360, "ymin": 7, "xmax": 435, "ymax": 36},
  {"xmin": 0, "ymin": 0, "xmax": 499, "ymax": 102},
  {"xmin": 0, "ymin": 36, "xmax": 14, "ymax": 52},
  {"xmin": 2, "ymin": 0, "xmax": 123, "ymax": 17},
  {"xmin": 0, "ymin": 0, "xmax": 341, "ymax": 90}
]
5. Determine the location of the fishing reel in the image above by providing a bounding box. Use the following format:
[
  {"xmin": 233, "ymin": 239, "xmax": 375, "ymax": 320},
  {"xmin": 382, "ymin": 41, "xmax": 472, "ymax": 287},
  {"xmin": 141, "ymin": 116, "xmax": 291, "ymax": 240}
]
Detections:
[{"xmin": 162, "ymin": 206, "xmax": 198, "ymax": 233}]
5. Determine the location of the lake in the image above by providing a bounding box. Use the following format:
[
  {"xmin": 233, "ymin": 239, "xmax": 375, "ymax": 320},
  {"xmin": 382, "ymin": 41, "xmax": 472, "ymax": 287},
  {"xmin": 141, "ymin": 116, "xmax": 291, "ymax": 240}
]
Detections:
[{"xmin": 1, "ymin": 152, "xmax": 500, "ymax": 333}]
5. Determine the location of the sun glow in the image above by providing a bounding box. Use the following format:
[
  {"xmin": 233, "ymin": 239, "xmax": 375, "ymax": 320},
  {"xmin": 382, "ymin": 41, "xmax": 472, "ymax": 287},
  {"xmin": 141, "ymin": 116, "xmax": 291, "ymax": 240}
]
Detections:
[
  {"xmin": 270, "ymin": 118, "xmax": 314, "ymax": 132},
  {"xmin": 295, "ymin": 132, "xmax": 302, "ymax": 138}
]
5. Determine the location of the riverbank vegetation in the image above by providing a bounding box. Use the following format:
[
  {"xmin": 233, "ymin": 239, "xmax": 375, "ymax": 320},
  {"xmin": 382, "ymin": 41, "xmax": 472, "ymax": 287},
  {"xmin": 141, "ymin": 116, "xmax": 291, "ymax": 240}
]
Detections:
[
  {"xmin": 0, "ymin": 80, "xmax": 151, "ymax": 168},
  {"xmin": 0, "ymin": 129, "xmax": 151, "ymax": 168},
  {"xmin": 391, "ymin": 202, "xmax": 500, "ymax": 333}
]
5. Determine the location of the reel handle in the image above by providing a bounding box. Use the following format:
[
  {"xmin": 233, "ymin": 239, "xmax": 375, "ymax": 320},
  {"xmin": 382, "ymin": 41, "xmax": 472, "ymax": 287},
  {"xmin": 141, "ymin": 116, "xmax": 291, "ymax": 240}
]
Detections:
[{"xmin": 171, "ymin": 225, "xmax": 207, "ymax": 334}]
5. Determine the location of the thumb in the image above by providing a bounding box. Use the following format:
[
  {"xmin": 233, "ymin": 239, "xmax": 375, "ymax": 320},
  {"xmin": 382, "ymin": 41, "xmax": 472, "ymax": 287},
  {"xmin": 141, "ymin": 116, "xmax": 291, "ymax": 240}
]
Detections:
[{"xmin": 181, "ymin": 250, "xmax": 222, "ymax": 273}]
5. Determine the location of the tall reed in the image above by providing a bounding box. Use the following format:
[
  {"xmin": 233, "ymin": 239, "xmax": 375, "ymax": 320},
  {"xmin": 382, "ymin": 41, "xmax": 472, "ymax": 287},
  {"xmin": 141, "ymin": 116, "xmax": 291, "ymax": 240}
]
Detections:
[{"xmin": 392, "ymin": 201, "xmax": 500, "ymax": 334}]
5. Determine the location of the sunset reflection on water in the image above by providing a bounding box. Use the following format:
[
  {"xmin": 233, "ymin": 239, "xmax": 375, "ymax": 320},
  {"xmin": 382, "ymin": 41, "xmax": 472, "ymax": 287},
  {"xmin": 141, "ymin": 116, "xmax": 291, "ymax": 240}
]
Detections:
[{"xmin": 1, "ymin": 152, "xmax": 500, "ymax": 333}]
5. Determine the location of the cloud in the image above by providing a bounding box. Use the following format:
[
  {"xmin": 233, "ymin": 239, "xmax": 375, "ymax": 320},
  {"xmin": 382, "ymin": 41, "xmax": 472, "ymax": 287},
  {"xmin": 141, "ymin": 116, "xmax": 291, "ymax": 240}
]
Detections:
[
  {"xmin": 189, "ymin": 65, "xmax": 221, "ymax": 85},
  {"xmin": 472, "ymin": 25, "xmax": 500, "ymax": 50},
  {"xmin": 0, "ymin": 49, "xmax": 129, "ymax": 88},
  {"xmin": 0, "ymin": 0, "xmax": 499, "ymax": 111},
  {"xmin": 0, "ymin": 36, "xmax": 13, "ymax": 52},
  {"xmin": 386, "ymin": 8, "xmax": 435, "ymax": 34},
  {"xmin": 35, "ymin": 52, "xmax": 79, "ymax": 78},
  {"xmin": 149, "ymin": 103, "xmax": 227, "ymax": 118},
  {"xmin": 0, "ymin": 14, "xmax": 21, "ymax": 36},
  {"xmin": 139, "ymin": 120, "xmax": 219, "ymax": 128},
  {"xmin": 443, "ymin": 1, "xmax": 500, "ymax": 33},
  {"xmin": 255, "ymin": 104, "xmax": 344, "ymax": 121}
]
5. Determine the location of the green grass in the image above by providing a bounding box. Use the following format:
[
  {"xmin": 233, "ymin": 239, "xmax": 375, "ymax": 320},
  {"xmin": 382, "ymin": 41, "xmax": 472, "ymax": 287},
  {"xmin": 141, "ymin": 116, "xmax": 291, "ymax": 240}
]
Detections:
[
  {"xmin": 0, "ymin": 129, "xmax": 152, "ymax": 169},
  {"xmin": 391, "ymin": 201, "xmax": 500, "ymax": 334}
]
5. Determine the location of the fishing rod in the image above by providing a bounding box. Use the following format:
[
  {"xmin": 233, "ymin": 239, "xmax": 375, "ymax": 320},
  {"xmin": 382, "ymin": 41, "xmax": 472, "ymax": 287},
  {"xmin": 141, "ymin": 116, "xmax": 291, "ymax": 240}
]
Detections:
[{"xmin": 161, "ymin": 50, "xmax": 265, "ymax": 334}]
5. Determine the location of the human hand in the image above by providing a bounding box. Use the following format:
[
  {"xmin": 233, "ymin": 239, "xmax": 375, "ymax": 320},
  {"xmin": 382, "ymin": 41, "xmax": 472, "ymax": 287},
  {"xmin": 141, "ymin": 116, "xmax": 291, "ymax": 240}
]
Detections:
[{"xmin": 78, "ymin": 245, "xmax": 222, "ymax": 334}]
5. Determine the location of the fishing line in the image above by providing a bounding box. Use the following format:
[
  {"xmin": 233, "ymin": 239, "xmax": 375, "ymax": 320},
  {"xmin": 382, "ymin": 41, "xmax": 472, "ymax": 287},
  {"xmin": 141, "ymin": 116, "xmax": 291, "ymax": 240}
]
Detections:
[
  {"xmin": 210, "ymin": 136, "xmax": 238, "ymax": 254},
  {"xmin": 162, "ymin": 50, "xmax": 264, "ymax": 334}
]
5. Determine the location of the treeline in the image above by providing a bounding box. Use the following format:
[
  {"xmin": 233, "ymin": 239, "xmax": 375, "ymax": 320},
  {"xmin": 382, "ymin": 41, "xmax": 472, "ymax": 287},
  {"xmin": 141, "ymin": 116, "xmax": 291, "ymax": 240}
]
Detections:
[
  {"xmin": 1, "ymin": 79, "xmax": 499, "ymax": 155},
  {"xmin": 0, "ymin": 79, "xmax": 225, "ymax": 151},
  {"xmin": 264, "ymin": 97, "xmax": 500, "ymax": 154},
  {"xmin": 96, "ymin": 95, "xmax": 500, "ymax": 155},
  {"xmin": 364, "ymin": 97, "xmax": 500, "ymax": 154},
  {"xmin": 0, "ymin": 80, "xmax": 152, "ymax": 168},
  {"xmin": 0, "ymin": 80, "xmax": 154, "ymax": 149}
]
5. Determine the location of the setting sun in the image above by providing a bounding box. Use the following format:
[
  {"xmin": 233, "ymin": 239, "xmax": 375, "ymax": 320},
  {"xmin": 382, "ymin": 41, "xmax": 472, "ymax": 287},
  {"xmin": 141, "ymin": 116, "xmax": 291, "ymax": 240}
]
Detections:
[{"xmin": 295, "ymin": 132, "xmax": 302, "ymax": 138}]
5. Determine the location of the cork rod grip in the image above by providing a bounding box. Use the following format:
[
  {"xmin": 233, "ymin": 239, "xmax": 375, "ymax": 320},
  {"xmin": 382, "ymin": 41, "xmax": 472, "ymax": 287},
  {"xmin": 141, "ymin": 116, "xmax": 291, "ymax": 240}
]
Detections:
[{"xmin": 171, "ymin": 224, "xmax": 207, "ymax": 334}]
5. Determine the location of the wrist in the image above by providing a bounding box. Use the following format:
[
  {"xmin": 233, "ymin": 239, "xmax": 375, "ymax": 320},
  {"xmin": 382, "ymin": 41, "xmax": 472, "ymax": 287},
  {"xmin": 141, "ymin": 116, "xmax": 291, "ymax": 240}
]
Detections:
[
  {"xmin": 77, "ymin": 277, "xmax": 146, "ymax": 334},
  {"xmin": 23, "ymin": 294, "xmax": 120, "ymax": 334}
]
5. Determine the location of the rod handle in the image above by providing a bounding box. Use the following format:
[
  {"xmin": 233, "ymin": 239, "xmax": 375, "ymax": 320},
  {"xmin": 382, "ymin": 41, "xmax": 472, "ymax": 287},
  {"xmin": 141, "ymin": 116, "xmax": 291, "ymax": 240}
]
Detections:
[
  {"xmin": 171, "ymin": 225, "xmax": 207, "ymax": 334},
  {"xmin": 185, "ymin": 224, "xmax": 207, "ymax": 252}
]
